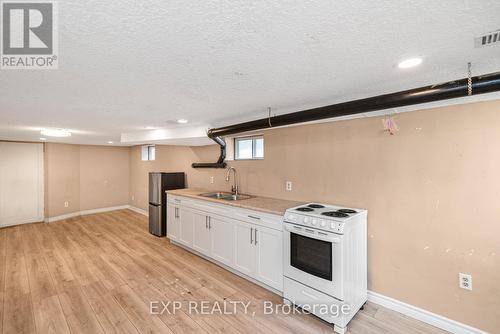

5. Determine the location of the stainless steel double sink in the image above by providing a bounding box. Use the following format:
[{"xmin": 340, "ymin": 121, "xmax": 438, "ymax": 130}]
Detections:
[{"xmin": 199, "ymin": 191, "xmax": 252, "ymax": 201}]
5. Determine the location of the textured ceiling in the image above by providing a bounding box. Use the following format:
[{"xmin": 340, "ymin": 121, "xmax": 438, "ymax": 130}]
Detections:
[{"xmin": 1, "ymin": 0, "xmax": 500, "ymax": 145}]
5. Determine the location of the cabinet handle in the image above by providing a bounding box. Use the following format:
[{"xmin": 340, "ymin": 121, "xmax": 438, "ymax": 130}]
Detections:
[
  {"xmin": 209, "ymin": 217, "xmax": 211, "ymax": 229},
  {"xmin": 250, "ymin": 227, "xmax": 253, "ymax": 244},
  {"xmin": 254, "ymin": 228, "xmax": 258, "ymax": 245},
  {"xmin": 248, "ymin": 215, "xmax": 261, "ymax": 220},
  {"xmin": 205, "ymin": 216, "xmax": 208, "ymax": 229},
  {"xmin": 174, "ymin": 207, "xmax": 178, "ymax": 218}
]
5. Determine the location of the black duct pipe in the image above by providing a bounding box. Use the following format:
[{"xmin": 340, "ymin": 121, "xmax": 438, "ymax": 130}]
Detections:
[
  {"xmin": 192, "ymin": 71, "xmax": 500, "ymax": 168},
  {"xmin": 191, "ymin": 135, "xmax": 227, "ymax": 168}
]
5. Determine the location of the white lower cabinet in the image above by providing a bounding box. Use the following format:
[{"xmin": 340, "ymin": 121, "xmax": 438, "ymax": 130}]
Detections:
[
  {"xmin": 167, "ymin": 203, "xmax": 179, "ymax": 241},
  {"xmin": 210, "ymin": 216, "xmax": 235, "ymax": 266},
  {"xmin": 192, "ymin": 211, "xmax": 211, "ymax": 255},
  {"xmin": 234, "ymin": 221, "xmax": 256, "ymax": 276},
  {"xmin": 233, "ymin": 222, "xmax": 283, "ymax": 291},
  {"xmin": 178, "ymin": 207, "xmax": 194, "ymax": 247},
  {"xmin": 170, "ymin": 196, "xmax": 283, "ymax": 292},
  {"xmin": 255, "ymin": 227, "xmax": 283, "ymax": 290}
]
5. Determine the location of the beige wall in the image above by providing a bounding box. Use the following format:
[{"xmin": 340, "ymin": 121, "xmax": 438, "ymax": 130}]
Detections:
[
  {"xmin": 44, "ymin": 143, "xmax": 80, "ymax": 217},
  {"xmin": 45, "ymin": 143, "xmax": 129, "ymax": 217},
  {"xmin": 79, "ymin": 145, "xmax": 130, "ymax": 211},
  {"xmin": 129, "ymin": 99, "xmax": 500, "ymax": 332}
]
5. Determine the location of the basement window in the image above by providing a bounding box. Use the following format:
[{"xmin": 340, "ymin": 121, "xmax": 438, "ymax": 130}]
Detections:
[
  {"xmin": 141, "ymin": 144, "xmax": 156, "ymax": 161},
  {"xmin": 234, "ymin": 136, "xmax": 264, "ymax": 160}
]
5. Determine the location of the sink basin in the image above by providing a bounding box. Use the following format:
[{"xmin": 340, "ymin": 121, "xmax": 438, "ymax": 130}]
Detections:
[
  {"xmin": 199, "ymin": 192, "xmax": 253, "ymax": 201},
  {"xmin": 199, "ymin": 191, "xmax": 233, "ymax": 199},
  {"xmin": 220, "ymin": 194, "xmax": 253, "ymax": 201}
]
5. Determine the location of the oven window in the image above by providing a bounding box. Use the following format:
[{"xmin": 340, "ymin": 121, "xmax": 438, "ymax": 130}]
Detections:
[{"xmin": 290, "ymin": 232, "xmax": 332, "ymax": 281}]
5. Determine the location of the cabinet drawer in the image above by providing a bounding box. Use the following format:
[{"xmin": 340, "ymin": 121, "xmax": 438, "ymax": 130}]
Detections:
[
  {"xmin": 190, "ymin": 201, "xmax": 233, "ymax": 217},
  {"xmin": 283, "ymin": 277, "xmax": 347, "ymax": 326},
  {"xmin": 167, "ymin": 195, "xmax": 184, "ymax": 204},
  {"xmin": 233, "ymin": 209, "xmax": 282, "ymax": 231}
]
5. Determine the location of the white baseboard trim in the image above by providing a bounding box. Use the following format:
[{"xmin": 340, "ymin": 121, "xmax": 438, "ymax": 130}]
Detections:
[
  {"xmin": 127, "ymin": 205, "xmax": 148, "ymax": 217},
  {"xmin": 80, "ymin": 205, "xmax": 130, "ymax": 216},
  {"xmin": 45, "ymin": 205, "xmax": 130, "ymax": 223},
  {"xmin": 45, "ymin": 211, "xmax": 81, "ymax": 223},
  {"xmin": 368, "ymin": 291, "xmax": 487, "ymax": 334}
]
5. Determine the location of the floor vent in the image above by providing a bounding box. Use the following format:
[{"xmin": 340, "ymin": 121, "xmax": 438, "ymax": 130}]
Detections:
[{"xmin": 475, "ymin": 30, "xmax": 500, "ymax": 48}]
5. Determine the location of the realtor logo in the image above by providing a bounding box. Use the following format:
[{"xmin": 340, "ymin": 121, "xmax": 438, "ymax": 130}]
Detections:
[{"xmin": 1, "ymin": 0, "xmax": 58, "ymax": 69}]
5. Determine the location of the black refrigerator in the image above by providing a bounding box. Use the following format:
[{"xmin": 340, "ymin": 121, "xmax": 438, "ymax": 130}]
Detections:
[{"xmin": 148, "ymin": 172, "xmax": 185, "ymax": 237}]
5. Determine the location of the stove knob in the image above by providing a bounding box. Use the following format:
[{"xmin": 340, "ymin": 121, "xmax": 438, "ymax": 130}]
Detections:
[
  {"xmin": 330, "ymin": 222, "xmax": 336, "ymax": 230},
  {"xmin": 320, "ymin": 220, "xmax": 326, "ymax": 227},
  {"xmin": 311, "ymin": 219, "xmax": 317, "ymax": 226},
  {"xmin": 303, "ymin": 217, "xmax": 309, "ymax": 224}
]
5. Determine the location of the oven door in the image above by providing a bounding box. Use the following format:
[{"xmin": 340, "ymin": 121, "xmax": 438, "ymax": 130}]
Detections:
[{"xmin": 283, "ymin": 223, "xmax": 344, "ymax": 300}]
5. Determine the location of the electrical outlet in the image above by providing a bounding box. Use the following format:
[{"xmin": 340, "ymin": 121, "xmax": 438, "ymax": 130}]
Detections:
[
  {"xmin": 459, "ymin": 273, "xmax": 472, "ymax": 291},
  {"xmin": 64, "ymin": 201, "xmax": 69, "ymax": 208},
  {"xmin": 286, "ymin": 181, "xmax": 293, "ymax": 191},
  {"xmin": 131, "ymin": 195, "xmax": 135, "ymax": 201},
  {"xmin": 210, "ymin": 176, "xmax": 214, "ymax": 184}
]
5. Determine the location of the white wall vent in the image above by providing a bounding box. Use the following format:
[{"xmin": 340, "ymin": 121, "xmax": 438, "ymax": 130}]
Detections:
[{"xmin": 475, "ymin": 30, "xmax": 500, "ymax": 48}]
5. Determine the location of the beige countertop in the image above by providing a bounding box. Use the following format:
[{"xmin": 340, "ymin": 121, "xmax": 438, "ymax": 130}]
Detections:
[{"xmin": 166, "ymin": 188, "xmax": 305, "ymax": 216}]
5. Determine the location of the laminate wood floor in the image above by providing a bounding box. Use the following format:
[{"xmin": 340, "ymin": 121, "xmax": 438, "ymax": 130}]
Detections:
[{"xmin": 0, "ymin": 210, "xmax": 448, "ymax": 334}]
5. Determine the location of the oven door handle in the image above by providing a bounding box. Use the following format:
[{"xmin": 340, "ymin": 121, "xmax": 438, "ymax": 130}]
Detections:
[{"xmin": 285, "ymin": 224, "xmax": 341, "ymax": 243}]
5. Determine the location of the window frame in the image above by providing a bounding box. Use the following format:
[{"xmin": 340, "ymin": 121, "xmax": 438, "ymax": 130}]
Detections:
[
  {"xmin": 234, "ymin": 136, "xmax": 264, "ymax": 160},
  {"xmin": 141, "ymin": 144, "xmax": 156, "ymax": 161}
]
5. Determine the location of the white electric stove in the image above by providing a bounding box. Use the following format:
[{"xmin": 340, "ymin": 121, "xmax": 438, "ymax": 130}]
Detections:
[{"xmin": 283, "ymin": 203, "xmax": 367, "ymax": 334}]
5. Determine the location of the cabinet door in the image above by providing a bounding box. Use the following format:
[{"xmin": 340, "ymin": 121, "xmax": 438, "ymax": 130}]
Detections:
[
  {"xmin": 234, "ymin": 222, "xmax": 256, "ymax": 276},
  {"xmin": 255, "ymin": 226, "xmax": 283, "ymax": 291},
  {"xmin": 210, "ymin": 216, "xmax": 234, "ymax": 266},
  {"xmin": 167, "ymin": 204, "xmax": 179, "ymax": 241},
  {"xmin": 192, "ymin": 211, "xmax": 211, "ymax": 256},
  {"xmin": 178, "ymin": 207, "xmax": 194, "ymax": 247}
]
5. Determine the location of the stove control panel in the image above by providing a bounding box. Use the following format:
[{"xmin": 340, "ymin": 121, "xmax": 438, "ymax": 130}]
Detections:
[{"xmin": 284, "ymin": 213, "xmax": 344, "ymax": 234}]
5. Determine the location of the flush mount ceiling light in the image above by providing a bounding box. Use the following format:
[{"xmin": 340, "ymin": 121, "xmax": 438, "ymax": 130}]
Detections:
[
  {"xmin": 107, "ymin": 141, "xmax": 113, "ymax": 144},
  {"xmin": 40, "ymin": 128, "xmax": 72, "ymax": 137},
  {"xmin": 398, "ymin": 57, "xmax": 423, "ymax": 69},
  {"xmin": 177, "ymin": 119, "xmax": 188, "ymax": 124}
]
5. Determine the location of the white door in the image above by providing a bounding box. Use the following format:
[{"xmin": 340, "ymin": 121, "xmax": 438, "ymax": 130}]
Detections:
[
  {"xmin": 192, "ymin": 211, "xmax": 211, "ymax": 255},
  {"xmin": 167, "ymin": 204, "xmax": 179, "ymax": 241},
  {"xmin": 178, "ymin": 207, "xmax": 194, "ymax": 247},
  {"xmin": 255, "ymin": 226, "xmax": 283, "ymax": 290},
  {"xmin": 210, "ymin": 215, "xmax": 234, "ymax": 266},
  {"xmin": 234, "ymin": 221, "xmax": 256, "ymax": 276},
  {"xmin": 0, "ymin": 142, "xmax": 44, "ymax": 227}
]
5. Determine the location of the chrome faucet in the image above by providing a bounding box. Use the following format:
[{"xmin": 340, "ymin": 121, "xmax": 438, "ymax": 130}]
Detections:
[{"xmin": 225, "ymin": 167, "xmax": 239, "ymax": 195}]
